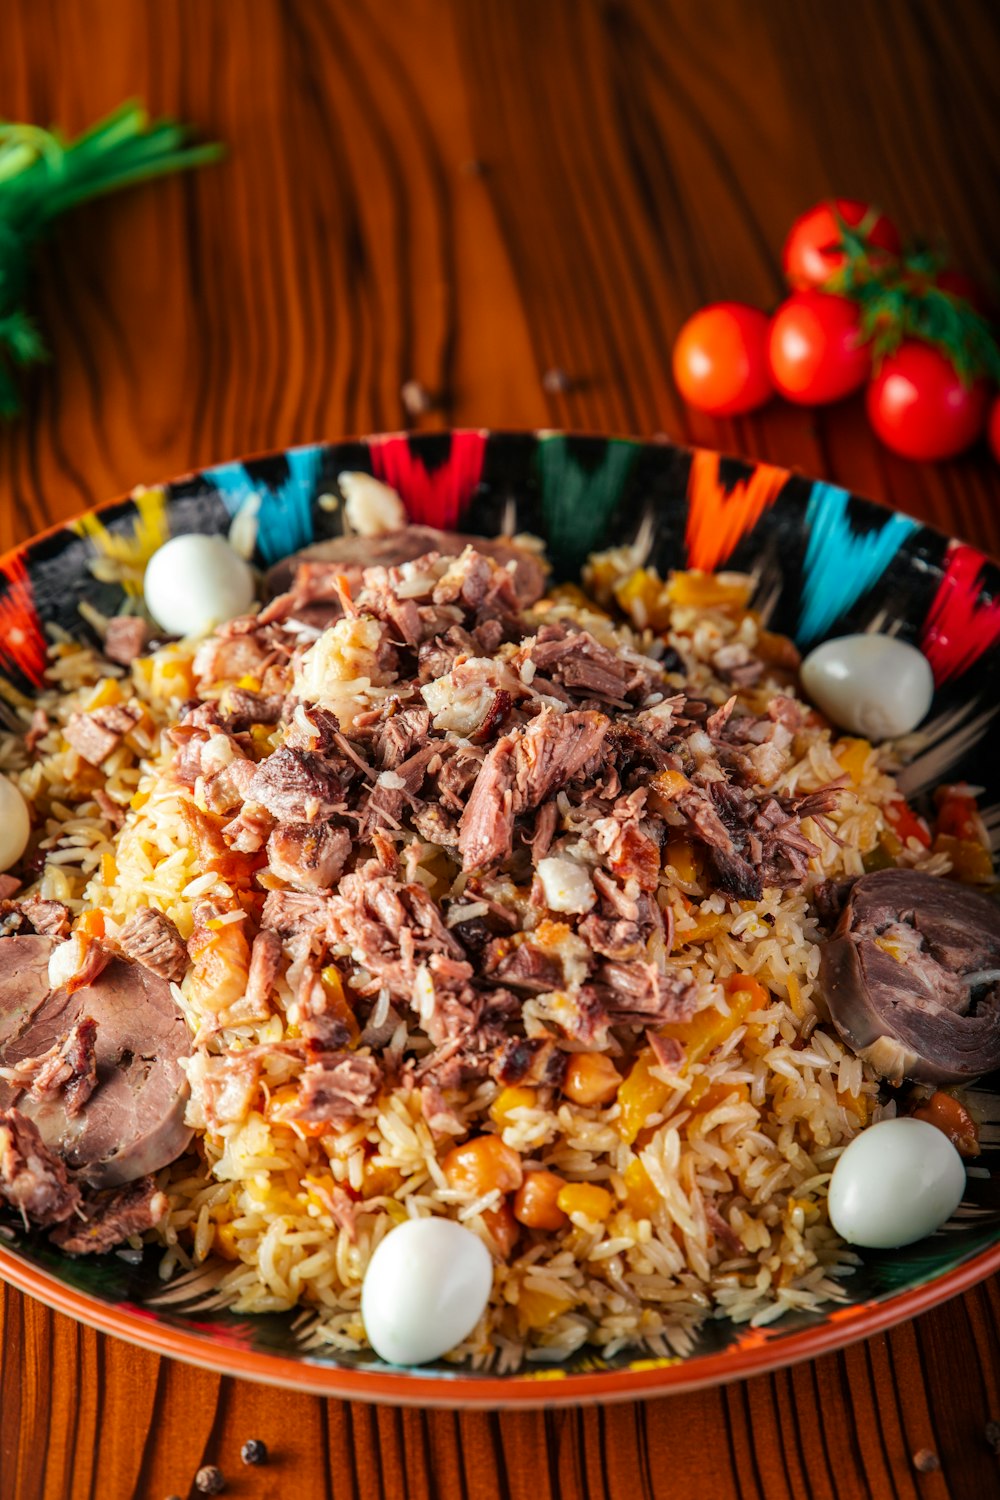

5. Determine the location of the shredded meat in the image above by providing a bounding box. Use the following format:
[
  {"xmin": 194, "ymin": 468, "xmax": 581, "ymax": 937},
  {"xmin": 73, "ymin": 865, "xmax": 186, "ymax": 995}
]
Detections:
[
  {"xmin": 0, "ymin": 1108, "xmax": 81, "ymax": 1225},
  {"xmin": 291, "ymin": 1053, "xmax": 381, "ymax": 1126},
  {"xmin": 117, "ymin": 909, "xmax": 188, "ymax": 984},
  {"xmin": 247, "ymin": 747, "xmax": 346, "ymax": 823},
  {"xmin": 16, "ymin": 896, "xmax": 72, "ymax": 940},
  {"xmin": 0, "ymin": 1016, "xmax": 98, "ymax": 1116},
  {"xmin": 245, "ymin": 930, "xmax": 282, "ymax": 1013},
  {"xmin": 51, "ymin": 1175, "xmax": 169, "ymax": 1255}
]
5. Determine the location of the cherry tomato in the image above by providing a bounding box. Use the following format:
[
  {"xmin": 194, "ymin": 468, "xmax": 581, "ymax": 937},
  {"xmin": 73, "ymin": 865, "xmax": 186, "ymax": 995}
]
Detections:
[
  {"xmin": 671, "ymin": 302, "xmax": 773, "ymax": 416},
  {"xmin": 767, "ymin": 291, "xmax": 870, "ymax": 404},
  {"xmin": 866, "ymin": 342, "xmax": 989, "ymax": 460},
  {"xmin": 782, "ymin": 199, "xmax": 901, "ymax": 291},
  {"xmin": 989, "ymin": 394, "xmax": 1000, "ymax": 464}
]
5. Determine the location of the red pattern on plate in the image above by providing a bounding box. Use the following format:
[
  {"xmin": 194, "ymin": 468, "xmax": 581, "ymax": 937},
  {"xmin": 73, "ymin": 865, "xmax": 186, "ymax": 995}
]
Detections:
[
  {"xmin": 368, "ymin": 432, "xmax": 487, "ymax": 529},
  {"xmin": 920, "ymin": 543, "xmax": 1000, "ymax": 684},
  {"xmin": 0, "ymin": 553, "xmax": 47, "ymax": 687}
]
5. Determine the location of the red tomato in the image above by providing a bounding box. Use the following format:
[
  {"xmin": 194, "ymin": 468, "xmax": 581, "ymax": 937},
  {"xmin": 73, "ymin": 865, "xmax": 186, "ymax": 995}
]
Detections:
[
  {"xmin": 671, "ymin": 303, "xmax": 773, "ymax": 416},
  {"xmin": 767, "ymin": 291, "xmax": 870, "ymax": 404},
  {"xmin": 782, "ymin": 199, "xmax": 901, "ymax": 290},
  {"xmin": 866, "ymin": 342, "xmax": 989, "ymax": 460},
  {"xmin": 989, "ymin": 394, "xmax": 1000, "ymax": 464}
]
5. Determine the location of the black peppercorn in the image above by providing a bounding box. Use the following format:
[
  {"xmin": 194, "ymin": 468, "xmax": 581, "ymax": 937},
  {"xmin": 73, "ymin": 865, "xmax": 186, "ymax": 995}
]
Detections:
[
  {"xmin": 195, "ymin": 1466, "xmax": 226, "ymax": 1495},
  {"xmin": 241, "ymin": 1438, "xmax": 268, "ymax": 1466}
]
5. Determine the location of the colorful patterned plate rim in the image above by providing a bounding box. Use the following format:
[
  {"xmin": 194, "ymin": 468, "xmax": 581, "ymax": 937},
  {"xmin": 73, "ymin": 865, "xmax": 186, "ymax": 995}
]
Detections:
[{"xmin": 0, "ymin": 428, "xmax": 997, "ymax": 1408}]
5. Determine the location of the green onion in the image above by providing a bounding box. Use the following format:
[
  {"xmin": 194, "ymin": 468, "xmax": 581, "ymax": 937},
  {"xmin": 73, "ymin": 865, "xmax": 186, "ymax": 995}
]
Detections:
[{"xmin": 0, "ymin": 99, "xmax": 223, "ymax": 416}]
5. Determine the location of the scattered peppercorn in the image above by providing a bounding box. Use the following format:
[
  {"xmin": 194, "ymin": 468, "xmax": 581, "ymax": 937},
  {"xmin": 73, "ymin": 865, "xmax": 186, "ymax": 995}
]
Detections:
[
  {"xmin": 400, "ymin": 380, "xmax": 433, "ymax": 416},
  {"xmin": 912, "ymin": 1448, "xmax": 940, "ymax": 1473},
  {"xmin": 194, "ymin": 1466, "xmax": 226, "ymax": 1495},
  {"xmin": 986, "ymin": 1419, "xmax": 1000, "ymax": 1454},
  {"xmin": 541, "ymin": 367, "xmax": 571, "ymax": 394},
  {"xmin": 241, "ymin": 1439, "xmax": 268, "ymax": 1466}
]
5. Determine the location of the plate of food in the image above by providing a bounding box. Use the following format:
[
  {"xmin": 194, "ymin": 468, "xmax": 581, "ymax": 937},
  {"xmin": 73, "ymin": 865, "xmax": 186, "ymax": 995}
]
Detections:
[{"xmin": 0, "ymin": 429, "xmax": 996, "ymax": 1406}]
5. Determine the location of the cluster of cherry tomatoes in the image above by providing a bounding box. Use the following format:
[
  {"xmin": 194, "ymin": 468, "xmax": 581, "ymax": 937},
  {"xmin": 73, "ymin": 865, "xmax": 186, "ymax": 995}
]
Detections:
[{"xmin": 672, "ymin": 200, "xmax": 1000, "ymax": 463}]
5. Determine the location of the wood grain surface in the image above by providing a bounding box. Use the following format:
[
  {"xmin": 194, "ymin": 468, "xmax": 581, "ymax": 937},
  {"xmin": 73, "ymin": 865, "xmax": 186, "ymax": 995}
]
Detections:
[{"xmin": 1, "ymin": 1, "xmax": 999, "ymax": 1496}]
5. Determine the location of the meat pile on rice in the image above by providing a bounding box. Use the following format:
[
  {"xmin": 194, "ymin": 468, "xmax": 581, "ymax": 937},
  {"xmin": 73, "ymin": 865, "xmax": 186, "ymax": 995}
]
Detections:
[{"xmin": 0, "ymin": 524, "xmax": 969, "ymax": 1366}]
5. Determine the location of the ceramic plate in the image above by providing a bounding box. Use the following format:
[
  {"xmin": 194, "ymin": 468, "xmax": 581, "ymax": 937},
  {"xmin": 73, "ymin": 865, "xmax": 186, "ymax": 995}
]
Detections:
[{"xmin": 0, "ymin": 431, "xmax": 997, "ymax": 1406}]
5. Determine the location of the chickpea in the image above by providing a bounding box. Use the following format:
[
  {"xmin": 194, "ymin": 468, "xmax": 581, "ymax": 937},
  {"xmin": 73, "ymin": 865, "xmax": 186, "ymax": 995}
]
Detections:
[
  {"xmin": 562, "ymin": 1053, "xmax": 621, "ymax": 1107},
  {"xmin": 513, "ymin": 1170, "xmax": 568, "ymax": 1231},
  {"xmin": 442, "ymin": 1135, "xmax": 524, "ymax": 1196}
]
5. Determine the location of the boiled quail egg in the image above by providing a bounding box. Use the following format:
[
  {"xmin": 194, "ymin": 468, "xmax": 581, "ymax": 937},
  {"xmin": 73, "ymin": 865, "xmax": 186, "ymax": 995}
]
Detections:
[
  {"xmin": 143, "ymin": 534, "xmax": 255, "ymax": 638},
  {"xmin": 0, "ymin": 776, "xmax": 30, "ymax": 871},
  {"xmin": 361, "ymin": 1216, "xmax": 493, "ymax": 1365},
  {"xmin": 800, "ymin": 633, "xmax": 934, "ymax": 741},
  {"xmin": 828, "ymin": 1117, "xmax": 966, "ymax": 1249}
]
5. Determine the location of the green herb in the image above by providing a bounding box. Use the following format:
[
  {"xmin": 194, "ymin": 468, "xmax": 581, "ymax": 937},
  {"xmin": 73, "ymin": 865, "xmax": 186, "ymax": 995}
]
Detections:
[
  {"xmin": 824, "ymin": 216, "xmax": 1000, "ymax": 385},
  {"xmin": 0, "ymin": 100, "xmax": 223, "ymax": 416}
]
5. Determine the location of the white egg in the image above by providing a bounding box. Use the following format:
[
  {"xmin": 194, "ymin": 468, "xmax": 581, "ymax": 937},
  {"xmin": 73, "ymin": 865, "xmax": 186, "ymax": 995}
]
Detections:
[
  {"xmin": 361, "ymin": 1216, "xmax": 493, "ymax": 1365},
  {"xmin": 800, "ymin": 633, "xmax": 934, "ymax": 741},
  {"xmin": 828, "ymin": 1117, "xmax": 966, "ymax": 1250},
  {"xmin": 143, "ymin": 534, "xmax": 255, "ymax": 638},
  {"xmin": 0, "ymin": 776, "xmax": 30, "ymax": 872},
  {"xmin": 536, "ymin": 855, "xmax": 597, "ymax": 915}
]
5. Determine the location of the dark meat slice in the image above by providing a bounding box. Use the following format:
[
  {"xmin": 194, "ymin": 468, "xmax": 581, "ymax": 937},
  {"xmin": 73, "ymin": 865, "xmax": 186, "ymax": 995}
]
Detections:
[
  {"xmin": 265, "ymin": 528, "xmax": 547, "ymax": 610},
  {"xmin": 819, "ymin": 869, "xmax": 1000, "ymax": 1083},
  {"xmin": 597, "ymin": 961, "xmax": 698, "ymax": 1025},
  {"xmin": 201, "ymin": 755, "xmax": 257, "ymax": 814},
  {"xmin": 17, "ymin": 897, "xmax": 72, "ymax": 940},
  {"xmin": 64, "ymin": 704, "xmax": 141, "ymax": 766},
  {"xmin": 117, "ymin": 909, "xmax": 189, "ymax": 984},
  {"xmin": 0, "ymin": 1108, "xmax": 81, "ymax": 1225},
  {"xmin": 492, "ymin": 942, "xmax": 564, "ymax": 993},
  {"xmin": 514, "ymin": 709, "xmax": 610, "ymax": 808},
  {"xmin": 470, "ymin": 689, "xmax": 513, "ymax": 745},
  {"xmin": 375, "ymin": 708, "xmax": 432, "ymax": 770},
  {"xmin": 458, "ymin": 734, "xmax": 517, "ymax": 872},
  {"xmin": 494, "ymin": 1036, "xmax": 568, "ymax": 1088},
  {"xmin": 247, "ymin": 747, "xmax": 345, "ymax": 823},
  {"xmin": 360, "ymin": 743, "xmax": 438, "ymax": 836},
  {"xmin": 103, "ymin": 616, "xmax": 150, "ymax": 666},
  {"xmin": 0, "ymin": 1015, "xmax": 98, "ymax": 1116},
  {"xmin": 0, "ymin": 937, "xmax": 193, "ymax": 1189},
  {"xmin": 245, "ymin": 930, "xmax": 283, "ymax": 1012},
  {"xmin": 218, "ymin": 687, "xmax": 285, "ymax": 731},
  {"xmin": 291, "ymin": 1053, "xmax": 381, "ymax": 1126},
  {"xmin": 50, "ymin": 1175, "xmax": 168, "ymax": 1255},
  {"xmin": 266, "ymin": 822, "xmax": 351, "ymax": 891}
]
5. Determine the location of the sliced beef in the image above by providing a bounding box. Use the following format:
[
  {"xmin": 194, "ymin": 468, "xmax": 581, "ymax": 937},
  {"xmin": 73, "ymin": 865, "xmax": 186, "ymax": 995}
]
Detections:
[
  {"xmin": 50, "ymin": 1175, "xmax": 168, "ymax": 1255},
  {"xmin": 291, "ymin": 1053, "xmax": 381, "ymax": 1126},
  {"xmin": 117, "ymin": 909, "xmax": 189, "ymax": 984},
  {"xmin": 0, "ymin": 936, "xmax": 193, "ymax": 1189},
  {"xmin": 0, "ymin": 1108, "xmax": 81, "ymax": 1225},
  {"xmin": 266, "ymin": 822, "xmax": 351, "ymax": 890},
  {"xmin": 819, "ymin": 869, "xmax": 1000, "ymax": 1082},
  {"xmin": 103, "ymin": 616, "xmax": 150, "ymax": 666}
]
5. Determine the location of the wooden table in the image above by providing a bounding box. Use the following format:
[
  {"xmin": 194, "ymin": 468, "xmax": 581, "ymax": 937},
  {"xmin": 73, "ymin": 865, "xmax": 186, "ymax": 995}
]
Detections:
[{"xmin": 1, "ymin": 2, "xmax": 999, "ymax": 1495}]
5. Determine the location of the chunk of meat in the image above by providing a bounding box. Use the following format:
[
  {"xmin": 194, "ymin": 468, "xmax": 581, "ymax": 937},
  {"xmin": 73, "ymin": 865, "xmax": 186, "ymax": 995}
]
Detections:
[
  {"xmin": 103, "ymin": 616, "xmax": 150, "ymax": 666},
  {"xmin": 201, "ymin": 754, "xmax": 257, "ymax": 814},
  {"xmin": 494, "ymin": 1036, "xmax": 568, "ymax": 1087},
  {"xmin": 291, "ymin": 1053, "xmax": 381, "ymax": 1126},
  {"xmin": 117, "ymin": 909, "xmax": 189, "ymax": 984},
  {"xmin": 64, "ymin": 704, "xmax": 141, "ymax": 766},
  {"xmin": 200, "ymin": 1051, "xmax": 263, "ymax": 1128},
  {"xmin": 266, "ymin": 822, "xmax": 351, "ymax": 891},
  {"xmin": 247, "ymin": 748, "xmax": 345, "ymax": 823},
  {"xmin": 0, "ymin": 937, "xmax": 193, "ymax": 1189},
  {"xmin": 0, "ymin": 1015, "xmax": 98, "ymax": 1116},
  {"xmin": 17, "ymin": 897, "xmax": 71, "ymax": 940},
  {"xmin": 514, "ymin": 709, "xmax": 610, "ymax": 808},
  {"xmin": 0, "ymin": 1108, "xmax": 81, "ymax": 1225},
  {"xmin": 596, "ymin": 962, "xmax": 698, "ymax": 1025},
  {"xmin": 245, "ymin": 930, "xmax": 282, "ymax": 1013},
  {"xmin": 458, "ymin": 734, "xmax": 518, "ymax": 871},
  {"xmin": 820, "ymin": 869, "xmax": 1000, "ymax": 1082},
  {"xmin": 492, "ymin": 942, "xmax": 563, "ymax": 993},
  {"xmin": 374, "ymin": 708, "xmax": 432, "ymax": 770},
  {"xmin": 50, "ymin": 1175, "xmax": 169, "ymax": 1255},
  {"xmin": 360, "ymin": 744, "xmax": 438, "ymax": 837}
]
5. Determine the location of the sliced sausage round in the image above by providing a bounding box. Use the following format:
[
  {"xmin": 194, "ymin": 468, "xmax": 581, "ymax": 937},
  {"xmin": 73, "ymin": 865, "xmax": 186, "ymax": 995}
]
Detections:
[
  {"xmin": 819, "ymin": 868, "xmax": 1000, "ymax": 1083},
  {"xmin": 0, "ymin": 936, "xmax": 193, "ymax": 1187}
]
